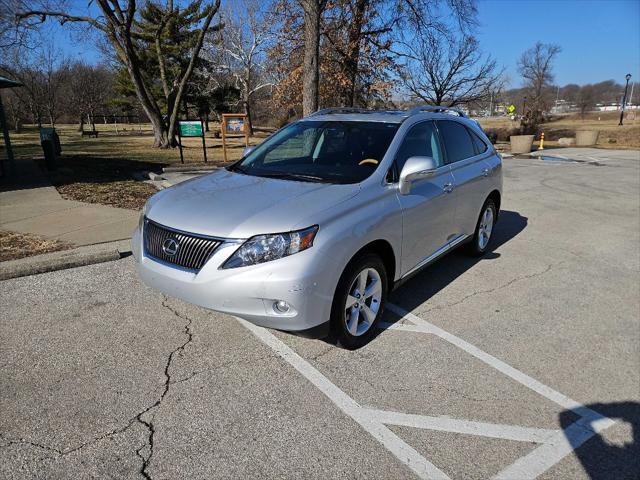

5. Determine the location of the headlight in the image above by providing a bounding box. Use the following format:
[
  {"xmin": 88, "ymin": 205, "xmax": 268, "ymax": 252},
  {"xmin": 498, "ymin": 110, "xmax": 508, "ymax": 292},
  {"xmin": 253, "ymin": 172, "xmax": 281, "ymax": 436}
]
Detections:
[{"xmin": 221, "ymin": 225, "xmax": 318, "ymax": 269}]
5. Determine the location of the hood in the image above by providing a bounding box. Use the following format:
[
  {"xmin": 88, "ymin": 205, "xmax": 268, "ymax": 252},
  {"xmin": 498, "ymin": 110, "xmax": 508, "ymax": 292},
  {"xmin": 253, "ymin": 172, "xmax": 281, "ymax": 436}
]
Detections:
[{"xmin": 146, "ymin": 169, "xmax": 360, "ymax": 238}]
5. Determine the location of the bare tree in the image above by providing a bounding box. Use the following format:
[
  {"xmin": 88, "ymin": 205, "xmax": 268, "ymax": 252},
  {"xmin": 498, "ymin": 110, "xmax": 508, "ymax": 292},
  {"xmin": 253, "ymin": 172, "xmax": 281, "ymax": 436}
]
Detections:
[
  {"xmin": 17, "ymin": 0, "xmax": 223, "ymax": 148},
  {"xmin": 214, "ymin": 0, "xmax": 274, "ymax": 134},
  {"xmin": 0, "ymin": 48, "xmax": 47, "ymax": 126},
  {"xmin": 398, "ymin": 32, "xmax": 503, "ymax": 106},
  {"xmin": 517, "ymin": 41, "xmax": 562, "ymax": 114},
  {"xmin": 40, "ymin": 47, "xmax": 69, "ymax": 126},
  {"xmin": 66, "ymin": 62, "xmax": 113, "ymax": 132},
  {"xmin": 1, "ymin": 0, "xmax": 36, "ymax": 48},
  {"xmin": 575, "ymin": 84, "xmax": 596, "ymax": 119}
]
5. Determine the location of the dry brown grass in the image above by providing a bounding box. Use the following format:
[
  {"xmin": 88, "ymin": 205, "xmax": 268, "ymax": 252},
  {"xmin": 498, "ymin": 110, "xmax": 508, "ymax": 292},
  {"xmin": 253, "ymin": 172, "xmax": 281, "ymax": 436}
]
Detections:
[
  {"xmin": 478, "ymin": 111, "xmax": 640, "ymax": 148},
  {"xmin": 0, "ymin": 230, "xmax": 71, "ymax": 262},
  {"xmin": 56, "ymin": 180, "xmax": 158, "ymax": 210},
  {"xmin": 8, "ymin": 123, "xmax": 267, "ymax": 164}
]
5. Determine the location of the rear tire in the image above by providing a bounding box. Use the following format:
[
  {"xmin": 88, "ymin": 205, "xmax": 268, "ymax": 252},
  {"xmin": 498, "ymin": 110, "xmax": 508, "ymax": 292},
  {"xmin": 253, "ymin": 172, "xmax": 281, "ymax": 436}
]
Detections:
[
  {"xmin": 330, "ymin": 253, "xmax": 387, "ymax": 349},
  {"xmin": 466, "ymin": 199, "xmax": 497, "ymax": 257}
]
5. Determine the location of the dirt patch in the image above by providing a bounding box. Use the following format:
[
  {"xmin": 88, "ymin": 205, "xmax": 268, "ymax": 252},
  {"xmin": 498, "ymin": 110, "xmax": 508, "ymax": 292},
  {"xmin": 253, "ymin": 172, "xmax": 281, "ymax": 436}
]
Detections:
[
  {"xmin": 43, "ymin": 155, "xmax": 161, "ymax": 210},
  {"xmin": 0, "ymin": 230, "xmax": 72, "ymax": 262},
  {"xmin": 56, "ymin": 180, "xmax": 158, "ymax": 210}
]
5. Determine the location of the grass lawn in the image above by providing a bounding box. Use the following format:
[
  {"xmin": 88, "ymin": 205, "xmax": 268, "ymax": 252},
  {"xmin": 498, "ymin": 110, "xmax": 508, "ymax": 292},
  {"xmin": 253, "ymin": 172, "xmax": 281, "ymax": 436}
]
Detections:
[{"xmin": 7, "ymin": 122, "xmax": 268, "ymax": 164}]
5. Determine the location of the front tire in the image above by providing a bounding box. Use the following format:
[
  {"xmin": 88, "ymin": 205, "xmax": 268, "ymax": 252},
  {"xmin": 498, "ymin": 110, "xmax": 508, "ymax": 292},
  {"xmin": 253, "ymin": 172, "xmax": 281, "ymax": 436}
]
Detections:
[
  {"xmin": 330, "ymin": 253, "xmax": 387, "ymax": 349},
  {"xmin": 467, "ymin": 199, "xmax": 497, "ymax": 256}
]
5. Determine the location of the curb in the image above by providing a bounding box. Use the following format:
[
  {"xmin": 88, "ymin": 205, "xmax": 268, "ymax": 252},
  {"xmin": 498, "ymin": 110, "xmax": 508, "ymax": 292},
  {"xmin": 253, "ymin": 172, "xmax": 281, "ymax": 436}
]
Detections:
[{"xmin": 0, "ymin": 239, "xmax": 132, "ymax": 281}]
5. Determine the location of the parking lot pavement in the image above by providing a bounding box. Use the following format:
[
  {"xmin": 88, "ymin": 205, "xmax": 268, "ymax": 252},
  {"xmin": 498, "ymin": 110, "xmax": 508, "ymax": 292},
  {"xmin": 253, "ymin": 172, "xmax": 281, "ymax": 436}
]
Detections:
[{"xmin": 1, "ymin": 149, "xmax": 639, "ymax": 479}]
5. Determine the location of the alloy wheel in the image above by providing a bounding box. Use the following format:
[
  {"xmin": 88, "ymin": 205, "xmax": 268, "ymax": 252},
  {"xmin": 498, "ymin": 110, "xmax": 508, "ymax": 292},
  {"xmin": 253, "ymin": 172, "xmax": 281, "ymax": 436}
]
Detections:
[
  {"xmin": 344, "ymin": 267, "xmax": 382, "ymax": 336},
  {"xmin": 478, "ymin": 206, "xmax": 494, "ymax": 250}
]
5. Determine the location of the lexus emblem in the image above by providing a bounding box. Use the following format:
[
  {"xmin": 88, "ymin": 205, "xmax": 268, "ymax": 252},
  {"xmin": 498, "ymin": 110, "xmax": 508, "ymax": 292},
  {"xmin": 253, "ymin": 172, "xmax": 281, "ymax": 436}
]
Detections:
[{"xmin": 162, "ymin": 238, "xmax": 180, "ymax": 256}]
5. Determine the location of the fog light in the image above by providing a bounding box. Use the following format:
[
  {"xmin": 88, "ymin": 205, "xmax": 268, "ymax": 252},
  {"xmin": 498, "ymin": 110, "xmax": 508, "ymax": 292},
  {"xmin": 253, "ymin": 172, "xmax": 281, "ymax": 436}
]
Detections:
[{"xmin": 274, "ymin": 300, "xmax": 291, "ymax": 313}]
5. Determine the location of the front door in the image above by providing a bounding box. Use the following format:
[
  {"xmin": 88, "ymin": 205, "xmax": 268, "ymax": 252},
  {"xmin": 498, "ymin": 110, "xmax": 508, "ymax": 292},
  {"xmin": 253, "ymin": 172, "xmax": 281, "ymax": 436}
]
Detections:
[{"xmin": 395, "ymin": 121, "xmax": 457, "ymax": 276}]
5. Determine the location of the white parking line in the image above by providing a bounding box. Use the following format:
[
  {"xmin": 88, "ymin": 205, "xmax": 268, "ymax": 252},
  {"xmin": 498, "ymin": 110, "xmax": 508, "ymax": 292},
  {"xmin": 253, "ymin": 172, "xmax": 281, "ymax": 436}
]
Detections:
[
  {"xmin": 236, "ymin": 304, "xmax": 615, "ymax": 480},
  {"xmin": 236, "ymin": 317, "xmax": 451, "ymax": 480},
  {"xmin": 494, "ymin": 415, "xmax": 614, "ymax": 479},
  {"xmin": 385, "ymin": 303, "xmax": 616, "ymax": 479},
  {"xmin": 385, "ymin": 304, "xmax": 600, "ymax": 413},
  {"xmin": 358, "ymin": 408, "xmax": 560, "ymax": 444}
]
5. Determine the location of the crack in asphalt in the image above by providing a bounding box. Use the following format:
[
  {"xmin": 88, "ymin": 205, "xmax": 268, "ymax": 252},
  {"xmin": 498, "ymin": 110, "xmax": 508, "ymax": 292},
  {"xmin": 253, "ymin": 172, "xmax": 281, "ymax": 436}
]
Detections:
[
  {"xmin": 422, "ymin": 261, "xmax": 564, "ymax": 313},
  {"xmin": 0, "ymin": 295, "xmax": 196, "ymax": 480},
  {"xmin": 132, "ymin": 295, "xmax": 195, "ymax": 480}
]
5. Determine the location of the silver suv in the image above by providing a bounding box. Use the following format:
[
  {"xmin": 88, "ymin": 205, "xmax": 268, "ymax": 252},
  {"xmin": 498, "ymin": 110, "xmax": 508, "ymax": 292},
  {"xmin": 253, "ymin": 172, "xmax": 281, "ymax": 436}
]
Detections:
[{"xmin": 132, "ymin": 106, "xmax": 502, "ymax": 348}]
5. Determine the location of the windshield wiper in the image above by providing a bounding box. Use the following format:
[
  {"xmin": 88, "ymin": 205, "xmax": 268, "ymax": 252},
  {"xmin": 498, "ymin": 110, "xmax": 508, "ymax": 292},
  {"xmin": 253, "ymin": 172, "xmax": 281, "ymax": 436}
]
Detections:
[{"xmin": 256, "ymin": 171, "xmax": 327, "ymax": 183}]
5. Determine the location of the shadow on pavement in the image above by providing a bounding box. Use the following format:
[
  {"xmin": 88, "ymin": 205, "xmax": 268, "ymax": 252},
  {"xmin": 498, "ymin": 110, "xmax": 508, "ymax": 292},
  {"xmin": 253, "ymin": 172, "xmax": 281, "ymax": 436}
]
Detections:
[
  {"xmin": 387, "ymin": 209, "xmax": 528, "ymax": 315},
  {"xmin": 560, "ymin": 402, "xmax": 640, "ymax": 479}
]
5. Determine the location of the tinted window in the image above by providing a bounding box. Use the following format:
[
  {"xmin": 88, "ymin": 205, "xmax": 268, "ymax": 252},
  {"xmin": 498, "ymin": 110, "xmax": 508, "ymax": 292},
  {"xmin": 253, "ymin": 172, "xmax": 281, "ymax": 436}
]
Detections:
[
  {"xmin": 395, "ymin": 121, "xmax": 444, "ymax": 172},
  {"xmin": 437, "ymin": 120, "xmax": 476, "ymax": 163},
  {"xmin": 232, "ymin": 121, "xmax": 399, "ymax": 184},
  {"xmin": 468, "ymin": 128, "xmax": 488, "ymax": 154}
]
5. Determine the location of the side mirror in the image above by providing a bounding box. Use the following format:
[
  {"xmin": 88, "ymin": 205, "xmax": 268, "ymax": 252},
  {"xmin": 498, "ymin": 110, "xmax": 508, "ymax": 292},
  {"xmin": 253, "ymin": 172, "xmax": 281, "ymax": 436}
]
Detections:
[
  {"xmin": 242, "ymin": 145, "xmax": 255, "ymax": 157},
  {"xmin": 398, "ymin": 156, "xmax": 438, "ymax": 195}
]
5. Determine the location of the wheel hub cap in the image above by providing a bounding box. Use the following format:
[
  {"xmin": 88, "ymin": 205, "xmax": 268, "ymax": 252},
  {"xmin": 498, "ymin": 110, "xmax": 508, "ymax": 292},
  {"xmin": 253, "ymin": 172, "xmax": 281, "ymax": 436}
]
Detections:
[
  {"xmin": 344, "ymin": 267, "xmax": 382, "ymax": 337},
  {"xmin": 478, "ymin": 207, "xmax": 494, "ymax": 249}
]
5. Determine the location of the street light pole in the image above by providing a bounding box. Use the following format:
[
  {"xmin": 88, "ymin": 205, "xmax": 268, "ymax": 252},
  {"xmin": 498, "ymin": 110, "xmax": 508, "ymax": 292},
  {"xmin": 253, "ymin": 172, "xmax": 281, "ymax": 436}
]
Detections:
[{"xmin": 619, "ymin": 73, "xmax": 632, "ymax": 126}]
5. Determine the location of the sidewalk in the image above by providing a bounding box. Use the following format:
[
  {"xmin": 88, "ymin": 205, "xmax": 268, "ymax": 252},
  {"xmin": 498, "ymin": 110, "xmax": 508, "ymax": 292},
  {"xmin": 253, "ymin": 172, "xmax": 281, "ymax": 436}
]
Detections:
[{"xmin": 0, "ymin": 159, "xmax": 138, "ymax": 247}]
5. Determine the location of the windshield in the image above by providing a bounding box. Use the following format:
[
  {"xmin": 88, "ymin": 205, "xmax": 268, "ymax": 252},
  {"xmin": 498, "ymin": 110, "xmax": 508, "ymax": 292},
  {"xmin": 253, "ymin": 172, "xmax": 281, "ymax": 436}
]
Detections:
[{"xmin": 228, "ymin": 121, "xmax": 399, "ymax": 184}]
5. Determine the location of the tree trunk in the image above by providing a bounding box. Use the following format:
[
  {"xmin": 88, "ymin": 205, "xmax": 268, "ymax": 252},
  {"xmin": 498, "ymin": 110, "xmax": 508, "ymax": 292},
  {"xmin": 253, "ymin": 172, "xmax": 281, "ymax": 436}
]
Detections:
[
  {"xmin": 244, "ymin": 100, "xmax": 254, "ymax": 136},
  {"xmin": 342, "ymin": 0, "xmax": 368, "ymax": 107},
  {"xmin": 301, "ymin": 0, "xmax": 321, "ymax": 116},
  {"xmin": 78, "ymin": 115, "xmax": 84, "ymax": 132}
]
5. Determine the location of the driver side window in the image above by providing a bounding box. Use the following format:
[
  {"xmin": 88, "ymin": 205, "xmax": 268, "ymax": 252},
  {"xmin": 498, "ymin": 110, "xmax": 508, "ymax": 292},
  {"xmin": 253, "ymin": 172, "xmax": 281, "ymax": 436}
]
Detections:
[{"xmin": 395, "ymin": 121, "xmax": 443, "ymax": 172}]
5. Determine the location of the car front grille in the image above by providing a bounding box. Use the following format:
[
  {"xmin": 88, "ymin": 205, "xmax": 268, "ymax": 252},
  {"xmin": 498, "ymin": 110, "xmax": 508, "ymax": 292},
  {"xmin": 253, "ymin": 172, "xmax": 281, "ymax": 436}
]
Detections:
[{"xmin": 144, "ymin": 218, "xmax": 222, "ymax": 271}]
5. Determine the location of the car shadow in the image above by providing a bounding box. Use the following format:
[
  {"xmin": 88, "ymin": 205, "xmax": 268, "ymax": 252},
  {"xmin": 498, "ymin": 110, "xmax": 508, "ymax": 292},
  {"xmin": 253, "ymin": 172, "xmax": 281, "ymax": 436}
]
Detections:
[
  {"xmin": 559, "ymin": 402, "xmax": 640, "ymax": 479},
  {"xmin": 369, "ymin": 209, "xmax": 528, "ymax": 343}
]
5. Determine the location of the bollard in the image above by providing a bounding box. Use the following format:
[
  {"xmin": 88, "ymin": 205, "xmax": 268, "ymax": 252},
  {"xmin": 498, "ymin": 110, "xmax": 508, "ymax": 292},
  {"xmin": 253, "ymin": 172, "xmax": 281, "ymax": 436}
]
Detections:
[{"xmin": 538, "ymin": 132, "xmax": 545, "ymax": 150}]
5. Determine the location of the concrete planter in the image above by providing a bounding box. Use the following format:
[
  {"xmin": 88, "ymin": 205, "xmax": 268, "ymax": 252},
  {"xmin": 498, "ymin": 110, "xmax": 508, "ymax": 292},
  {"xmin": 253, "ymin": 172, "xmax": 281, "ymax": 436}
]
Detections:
[
  {"xmin": 575, "ymin": 130, "xmax": 599, "ymax": 146},
  {"xmin": 509, "ymin": 135, "xmax": 535, "ymax": 154}
]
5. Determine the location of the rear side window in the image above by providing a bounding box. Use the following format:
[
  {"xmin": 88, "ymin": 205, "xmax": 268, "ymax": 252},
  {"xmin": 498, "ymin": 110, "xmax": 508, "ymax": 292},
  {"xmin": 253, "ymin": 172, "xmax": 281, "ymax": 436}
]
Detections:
[
  {"xmin": 437, "ymin": 120, "xmax": 476, "ymax": 163},
  {"xmin": 468, "ymin": 128, "xmax": 488, "ymax": 154}
]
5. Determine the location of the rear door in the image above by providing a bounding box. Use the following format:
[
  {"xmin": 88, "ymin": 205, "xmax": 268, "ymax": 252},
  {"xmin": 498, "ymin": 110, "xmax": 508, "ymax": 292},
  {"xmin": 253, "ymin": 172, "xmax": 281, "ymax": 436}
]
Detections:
[
  {"xmin": 394, "ymin": 121, "xmax": 457, "ymax": 276},
  {"xmin": 436, "ymin": 120, "xmax": 491, "ymax": 237}
]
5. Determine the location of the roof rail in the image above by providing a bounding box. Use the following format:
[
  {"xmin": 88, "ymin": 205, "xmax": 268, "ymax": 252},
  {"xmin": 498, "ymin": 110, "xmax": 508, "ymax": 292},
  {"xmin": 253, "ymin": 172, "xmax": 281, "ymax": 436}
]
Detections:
[
  {"xmin": 309, "ymin": 107, "xmax": 370, "ymax": 116},
  {"xmin": 408, "ymin": 105, "xmax": 467, "ymax": 118}
]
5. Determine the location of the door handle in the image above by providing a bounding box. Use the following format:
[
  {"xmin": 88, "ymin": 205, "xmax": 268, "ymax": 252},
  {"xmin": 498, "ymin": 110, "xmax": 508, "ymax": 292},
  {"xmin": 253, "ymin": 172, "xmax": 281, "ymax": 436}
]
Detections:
[
  {"xmin": 482, "ymin": 168, "xmax": 490, "ymax": 177},
  {"xmin": 443, "ymin": 182, "xmax": 454, "ymax": 193}
]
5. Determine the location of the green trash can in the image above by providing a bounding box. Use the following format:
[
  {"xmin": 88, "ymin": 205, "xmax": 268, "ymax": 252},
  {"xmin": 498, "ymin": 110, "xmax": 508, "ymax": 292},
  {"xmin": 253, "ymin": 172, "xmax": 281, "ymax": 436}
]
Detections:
[{"xmin": 39, "ymin": 127, "xmax": 59, "ymax": 170}]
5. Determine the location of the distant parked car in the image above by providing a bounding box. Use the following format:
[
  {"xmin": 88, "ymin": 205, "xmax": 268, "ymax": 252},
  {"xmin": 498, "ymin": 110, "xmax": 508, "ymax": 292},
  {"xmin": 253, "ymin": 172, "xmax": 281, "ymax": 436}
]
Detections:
[{"xmin": 132, "ymin": 106, "xmax": 502, "ymax": 348}]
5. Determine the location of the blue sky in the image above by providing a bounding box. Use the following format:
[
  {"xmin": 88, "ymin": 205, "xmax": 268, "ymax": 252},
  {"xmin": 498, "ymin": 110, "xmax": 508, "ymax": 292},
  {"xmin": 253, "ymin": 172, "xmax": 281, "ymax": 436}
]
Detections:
[
  {"xmin": 46, "ymin": 0, "xmax": 640, "ymax": 88},
  {"xmin": 476, "ymin": 0, "xmax": 640, "ymax": 87}
]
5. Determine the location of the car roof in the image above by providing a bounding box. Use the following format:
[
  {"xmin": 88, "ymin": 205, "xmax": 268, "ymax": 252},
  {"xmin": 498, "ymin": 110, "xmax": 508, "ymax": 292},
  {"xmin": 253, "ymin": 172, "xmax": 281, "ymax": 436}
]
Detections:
[
  {"xmin": 304, "ymin": 112, "xmax": 407, "ymax": 124},
  {"xmin": 303, "ymin": 106, "xmax": 472, "ymax": 125}
]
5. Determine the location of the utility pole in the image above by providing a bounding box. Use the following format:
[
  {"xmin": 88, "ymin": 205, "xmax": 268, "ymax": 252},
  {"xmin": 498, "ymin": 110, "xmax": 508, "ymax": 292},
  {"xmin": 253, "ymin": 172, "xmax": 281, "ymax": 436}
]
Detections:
[{"xmin": 619, "ymin": 73, "xmax": 632, "ymax": 126}]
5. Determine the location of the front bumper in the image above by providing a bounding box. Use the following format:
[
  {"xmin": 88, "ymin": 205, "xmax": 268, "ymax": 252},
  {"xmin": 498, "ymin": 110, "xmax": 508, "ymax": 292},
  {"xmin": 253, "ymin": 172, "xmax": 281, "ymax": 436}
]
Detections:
[{"xmin": 131, "ymin": 226, "xmax": 338, "ymax": 333}]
